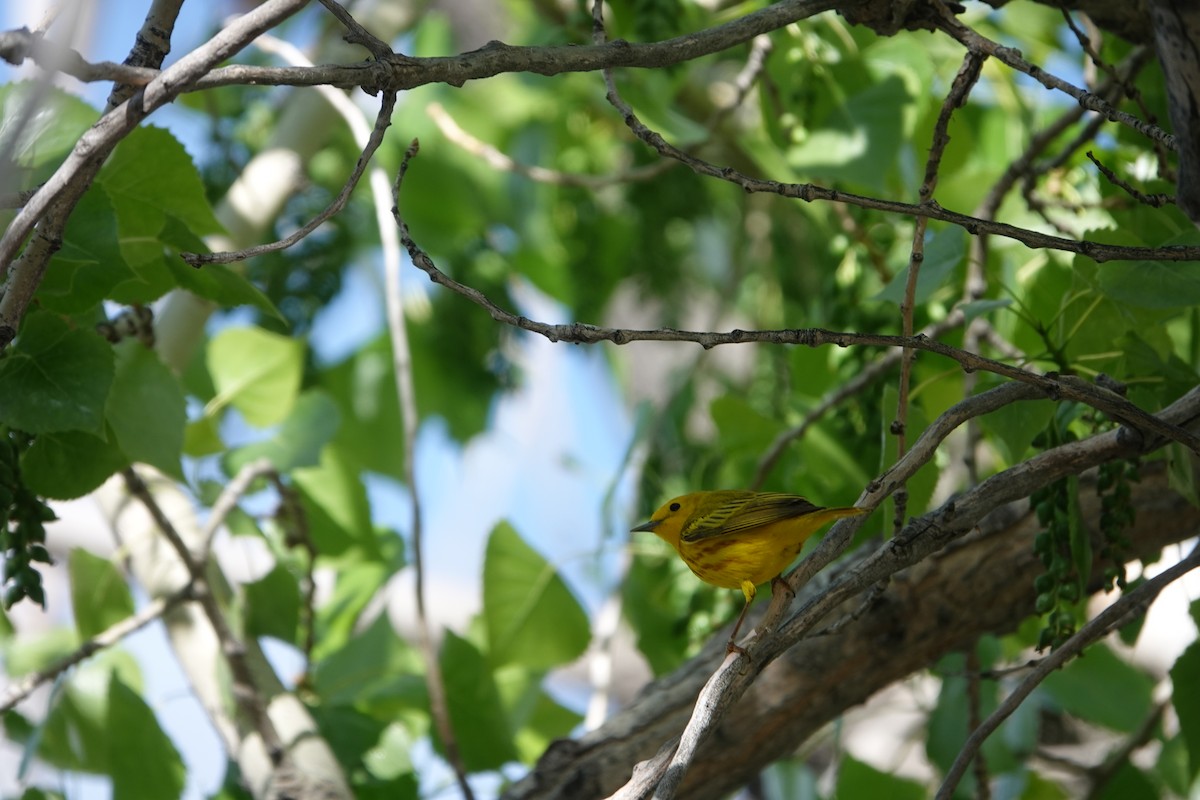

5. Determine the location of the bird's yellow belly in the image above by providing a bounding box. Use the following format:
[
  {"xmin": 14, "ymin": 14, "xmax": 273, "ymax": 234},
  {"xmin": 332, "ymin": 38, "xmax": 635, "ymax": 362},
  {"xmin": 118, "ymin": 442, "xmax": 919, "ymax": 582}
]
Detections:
[{"xmin": 679, "ymin": 529, "xmax": 805, "ymax": 590}]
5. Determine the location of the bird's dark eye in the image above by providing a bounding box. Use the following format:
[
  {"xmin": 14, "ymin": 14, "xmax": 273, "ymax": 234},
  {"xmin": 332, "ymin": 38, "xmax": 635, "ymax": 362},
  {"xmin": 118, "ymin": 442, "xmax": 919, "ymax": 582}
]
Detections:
[{"xmin": 669, "ymin": 502, "xmax": 681, "ymax": 512}]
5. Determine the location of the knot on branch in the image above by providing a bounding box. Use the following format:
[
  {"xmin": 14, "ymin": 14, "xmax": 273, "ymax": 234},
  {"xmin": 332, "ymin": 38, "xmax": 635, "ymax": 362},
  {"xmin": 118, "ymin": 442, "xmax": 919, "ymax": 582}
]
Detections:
[{"xmin": 840, "ymin": 0, "xmax": 965, "ymax": 36}]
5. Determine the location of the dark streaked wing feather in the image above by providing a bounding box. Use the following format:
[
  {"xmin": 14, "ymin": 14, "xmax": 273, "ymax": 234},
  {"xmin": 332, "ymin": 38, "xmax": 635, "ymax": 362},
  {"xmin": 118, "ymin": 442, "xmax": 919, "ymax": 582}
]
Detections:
[{"xmin": 680, "ymin": 492, "xmax": 822, "ymax": 542}]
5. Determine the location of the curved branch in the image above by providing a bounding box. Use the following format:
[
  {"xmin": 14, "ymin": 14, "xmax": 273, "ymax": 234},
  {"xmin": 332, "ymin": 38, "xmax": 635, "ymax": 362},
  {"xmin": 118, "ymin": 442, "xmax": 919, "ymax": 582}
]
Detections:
[
  {"xmin": 507, "ymin": 455, "xmax": 1199, "ymax": 800},
  {"xmin": 935, "ymin": 541, "xmax": 1200, "ymax": 799}
]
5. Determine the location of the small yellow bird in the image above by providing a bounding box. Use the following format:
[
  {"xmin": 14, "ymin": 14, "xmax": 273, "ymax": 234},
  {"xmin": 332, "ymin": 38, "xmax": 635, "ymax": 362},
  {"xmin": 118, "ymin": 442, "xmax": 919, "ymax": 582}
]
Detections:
[{"xmin": 632, "ymin": 490, "xmax": 866, "ymax": 653}]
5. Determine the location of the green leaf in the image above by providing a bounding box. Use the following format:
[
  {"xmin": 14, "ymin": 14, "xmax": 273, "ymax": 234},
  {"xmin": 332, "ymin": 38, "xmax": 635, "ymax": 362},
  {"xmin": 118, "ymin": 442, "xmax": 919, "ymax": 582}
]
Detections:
[
  {"xmin": 183, "ymin": 415, "xmax": 225, "ymax": 457},
  {"xmin": 37, "ymin": 188, "xmax": 135, "ymax": 313},
  {"xmin": 106, "ymin": 341, "xmax": 185, "ymax": 478},
  {"xmin": 1158, "ymin": 733, "xmax": 1190, "ymax": 796},
  {"xmin": 206, "ymin": 326, "xmax": 304, "ymax": 427},
  {"xmin": 1095, "ymin": 763, "xmax": 1158, "ymax": 800},
  {"xmin": 363, "ymin": 722, "xmax": 419, "ymax": 784},
  {"xmin": 1171, "ymin": 640, "xmax": 1200, "ymax": 779},
  {"xmin": 483, "ymin": 522, "xmax": 589, "ymax": 669},
  {"xmin": 244, "ymin": 563, "xmax": 300, "ymax": 644},
  {"xmin": 711, "ymin": 395, "xmax": 785, "ymax": 456},
  {"xmin": 494, "ymin": 665, "xmax": 583, "ymax": 764},
  {"xmin": 976, "ymin": 382, "xmax": 1054, "ymax": 466},
  {"xmin": 1043, "ymin": 644, "xmax": 1154, "ymax": 732},
  {"xmin": 313, "ymin": 613, "xmax": 425, "ymax": 709},
  {"xmin": 1098, "ymin": 236, "xmax": 1200, "ymax": 309},
  {"xmin": 875, "ymin": 226, "xmax": 966, "ymax": 306},
  {"xmin": 101, "ymin": 126, "xmax": 222, "ymax": 237},
  {"xmin": 68, "ymin": 549, "xmax": 135, "ymax": 640},
  {"xmin": 786, "ymin": 74, "xmax": 910, "ymax": 190},
  {"xmin": 224, "ymin": 389, "xmax": 341, "ymax": 474},
  {"xmin": 0, "ymin": 312, "xmax": 114, "ymax": 435},
  {"xmin": 22, "ymin": 429, "xmax": 129, "ymax": 500},
  {"xmin": 314, "ymin": 538, "xmax": 404, "ymax": 660},
  {"xmin": 293, "ymin": 447, "xmax": 380, "ymax": 558},
  {"xmin": 318, "ymin": 336, "xmax": 404, "ymax": 480},
  {"xmin": 960, "ymin": 298, "xmax": 1013, "ymax": 323},
  {"xmin": 835, "ymin": 756, "xmax": 924, "ymax": 800},
  {"xmin": 439, "ymin": 630, "xmax": 518, "ymax": 770},
  {"xmin": 107, "ymin": 675, "xmax": 185, "ymax": 800},
  {"xmin": 0, "ymin": 83, "xmax": 96, "ymax": 172},
  {"xmin": 160, "ymin": 255, "xmax": 280, "ymax": 320}
]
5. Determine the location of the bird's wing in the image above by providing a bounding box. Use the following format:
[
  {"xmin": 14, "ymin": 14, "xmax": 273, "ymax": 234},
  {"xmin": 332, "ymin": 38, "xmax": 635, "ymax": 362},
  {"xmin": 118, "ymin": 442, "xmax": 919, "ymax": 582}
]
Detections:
[{"xmin": 681, "ymin": 493, "xmax": 822, "ymax": 542}]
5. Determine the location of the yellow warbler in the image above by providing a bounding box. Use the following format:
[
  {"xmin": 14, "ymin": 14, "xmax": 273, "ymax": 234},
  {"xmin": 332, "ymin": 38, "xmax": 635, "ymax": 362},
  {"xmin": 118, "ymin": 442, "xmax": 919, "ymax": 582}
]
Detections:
[{"xmin": 632, "ymin": 490, "xmax": 866, "ymax": 652}]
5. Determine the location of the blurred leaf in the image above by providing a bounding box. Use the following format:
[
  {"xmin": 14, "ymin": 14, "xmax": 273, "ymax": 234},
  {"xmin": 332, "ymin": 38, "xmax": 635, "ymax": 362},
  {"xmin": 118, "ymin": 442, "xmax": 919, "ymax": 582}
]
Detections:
[
  {"xmin": 438, "ymin": 630, "xmax": 518, "ymax": 770},
  {"xmin": 960, "ymin": 298, "xmax": 1013, "ymax": 323},
  {"xmin": 313, "ymin": 613, "xmax": 425, "ymax": 710},
  {"xmin": 787, "ymin": 74, "xmax": 909, "ymax": 190},
  {"xmin": 835, "ymin": 756, "xmax": 923, "ymax": 800},
  {"xmin": 206, "ymin": 326, "xmax": 304, "ymax": 427},
  {"xmin": 483, "ymin": 522, "xmax": 589, "ymax": 669},
  {"xmin": 68, "ymin": 549, "xmax": 135, "ymax": 640},
  {"xmin": 243, "ymin": 563, "xmax": 300, "ymax": 644},
  {"xmin": 494, "ymin": 665, "xmax": 583, "ymax": 764},
  {"xmin": 318, "ymin": 335, "xmax": 404, "ymax": 480},
  {"xmin": 224, "ymin": 389, "xmax": 341, "ymax": 473},
  {"xmin": 1098, "ymin": 233, "xmax": 1200, "ymax": 309},
  {"xmin": 1157, "ymin": 733, "xmax": 1190, "ymax": 796},
  {"xmin": 22, "ymin": 429, "xmax": 129, "ymax": 500},
  {"xmin": 106, "ymin": 341, "xmax": 185, "ymax": 479},
  {"xmin": 0, "ymin": 83, "xmax": 97, "ymax": 172},
  {"xmin": 1043, "ymin": 644, "xmax": 1154, "ymax": 732},
  {"xmin": 107, "ymin": 675, "xmax": 185, "ymax": 800},
  {"xmin": 315, "ymin": 555, "xmax": 402, "ymax": 659},
  {"xmin": 293, "ymin": 446, "xmax": 379, "ymax": 558},
  {"xmin": 875, "ymin": 226, "xmax": 966, "ymax": 306},
  {"xmin": 0, "ymin": 312, "xmax": 113, "ymax": 435},
  {"xmin": 1171, "ymin": 640, "xmax": 1200, "ymax": 779},
  {"xmin": 711, "ymin": 395, "xmax": 785, "ymax": 456},
  {"xmin": 927, "ymin": 666, "xmax": 1021, "ymax": 788},
  {"xmin": 974, "ymin": 383, "xmax": 1051, "ymax": 465},
  {"xmin": 622, "ymin": 536, "xmax": 696, "ymax": 674},
  {"xmin": 1095, "ymin": 763, "xmax": 1158, "ymax": 800},
  {"xmin": 183, "ymin": 415, "xmax": 225, "ymax": 457}
]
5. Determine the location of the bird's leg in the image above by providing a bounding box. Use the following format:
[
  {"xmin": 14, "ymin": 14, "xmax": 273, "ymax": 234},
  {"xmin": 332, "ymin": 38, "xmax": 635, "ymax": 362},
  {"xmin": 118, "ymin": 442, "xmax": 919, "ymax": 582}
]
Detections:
[
  {"xmin": 726, "ymin": 599, "xmax": 751, "ymax": 655},
  {"xmin": 726, "ymin": 581, "xmax": 757, "ymax": 655}
]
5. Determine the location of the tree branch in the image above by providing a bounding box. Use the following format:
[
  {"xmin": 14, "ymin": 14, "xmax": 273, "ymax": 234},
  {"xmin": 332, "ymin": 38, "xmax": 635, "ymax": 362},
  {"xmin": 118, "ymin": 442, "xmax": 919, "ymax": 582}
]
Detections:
[
  {"xmin": 935, "ymin": 542, "xmax": 1200, "ymax": 799},
  {"xmin": 506, "ymin": 457, "xmax": 1200, "ymax": 800}
]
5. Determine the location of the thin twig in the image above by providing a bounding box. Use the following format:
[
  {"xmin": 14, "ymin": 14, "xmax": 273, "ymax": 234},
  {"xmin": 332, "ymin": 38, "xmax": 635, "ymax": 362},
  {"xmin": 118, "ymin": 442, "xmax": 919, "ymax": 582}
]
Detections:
[
  {"xmin": 750, "ymin": 311, "xmax": 972, "ymax": 489},
  {"xmin": 931, "ymin": 0, "xmax": 1173, "ymax": 150},
  {"xmin": 0, "ymin": 0, "xmax": 311, "ymax": 349},
  {"xmin": 122, "ymin": 468, "xmax": 285, "ymax": 760},
  {"xmin": 1084, "ymin": 702, "xmax": 1166, "ymax": 799},
  {"xmin": 896, "ymin": 50, "xmax": 985, "ymax": 530},
  {"xmin": 201, "ymin": 457, "xmax": 276, "ymax": 555},
  {"xmin": 393, "ymin": 215, "xmax": 1200, "ymax": 455},
  {"xmin": 965, "ymin": 646, "xmax": 991, "ymax": 800},
  {"xmin": 935, "ymin": 543, "xmax": 1200, "ymax": 799},
  {"xmin": 316, "ymin": 0, "xmax": 393, "ymax": 59},
  {"xmin": 182, "ymin": 88, "xmax": 398, "ymax": 266},
  {"xmin": 1085, "ymin": 150, "xmax": 1174, "ymax": 207},
  {"xmin": 393, "ymin": 140, "xmax": 476, "ymax": 800},
  {"xmin": 0, "ymin": 585, "xmax": 192, "ymax": 713}
]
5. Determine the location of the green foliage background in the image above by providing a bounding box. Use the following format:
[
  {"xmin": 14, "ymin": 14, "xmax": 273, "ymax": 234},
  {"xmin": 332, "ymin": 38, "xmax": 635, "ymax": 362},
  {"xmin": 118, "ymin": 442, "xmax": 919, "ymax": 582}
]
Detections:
[{"xmin": 2, "ymin": 2, "xmax": 1200, "ymax": 799}]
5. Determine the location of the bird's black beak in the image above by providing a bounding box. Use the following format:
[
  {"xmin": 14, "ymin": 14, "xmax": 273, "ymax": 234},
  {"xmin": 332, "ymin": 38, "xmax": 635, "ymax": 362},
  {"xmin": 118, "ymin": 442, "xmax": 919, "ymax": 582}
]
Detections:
[{"xmin": 631, "ymin": 519, "xmax": 660, "ymax": 533}]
